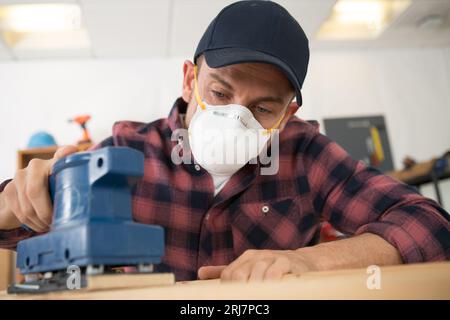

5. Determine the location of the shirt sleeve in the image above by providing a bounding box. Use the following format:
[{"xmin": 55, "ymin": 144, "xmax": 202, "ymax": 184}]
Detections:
[{"xmin": 303, "ymin": 133, "xmax": 450, "ymax": 263}]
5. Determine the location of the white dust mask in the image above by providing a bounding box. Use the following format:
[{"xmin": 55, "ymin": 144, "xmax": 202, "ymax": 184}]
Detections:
[
  {"xmin": 187, "ymin": 65, "xmax": 285, "ymax": 176},
  {"xmin": 188, "ymin": 102, "xmax": 270, "ymax": 176}
]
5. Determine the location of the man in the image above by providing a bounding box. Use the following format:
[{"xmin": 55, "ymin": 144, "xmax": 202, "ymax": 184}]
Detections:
[{"xmin": 0, "ymin": 1, "xmax": 449, "ymax": 282}]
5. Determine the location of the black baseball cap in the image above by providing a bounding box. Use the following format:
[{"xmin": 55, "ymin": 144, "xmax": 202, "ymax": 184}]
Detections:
[{"xmin": 194, "ymin": 0, "xmax": 309, "ymax": 106}]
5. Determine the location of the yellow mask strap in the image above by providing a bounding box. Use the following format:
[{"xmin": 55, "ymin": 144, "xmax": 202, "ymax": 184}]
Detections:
[
  {"xmin": 193, "ymin": 65, "xmax": 206, "ymax": 110},
  {"xmin": 263, "ymin": 111, "xmax": 287, "ymax": 135}
]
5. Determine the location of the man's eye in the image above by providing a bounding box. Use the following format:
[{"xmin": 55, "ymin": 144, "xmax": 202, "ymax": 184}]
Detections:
[
  {"xmin": 212, "ymin": 90, "xmax": 226, "ymax": 99},
  {"xmin": 254, "ymin": 105, "xmax": 271, "ymax": 114}
]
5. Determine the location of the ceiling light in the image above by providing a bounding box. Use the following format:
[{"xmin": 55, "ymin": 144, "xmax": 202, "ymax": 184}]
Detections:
[
  {"xmin": 0, "ymin": 3, "xmax": 90, "ymax": 52},
  {"xmin": 317, "ymin": 0, "xmax": 411, "ymax": 40},
  {"xmin": 0, "ymin": 4, "xmax": 81, "ymax": 33}
]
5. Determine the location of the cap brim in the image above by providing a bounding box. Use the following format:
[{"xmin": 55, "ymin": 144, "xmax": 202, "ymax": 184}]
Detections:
[{"xmin": 203, "ymin": 47, "xmax": 302, "ymax": 106}]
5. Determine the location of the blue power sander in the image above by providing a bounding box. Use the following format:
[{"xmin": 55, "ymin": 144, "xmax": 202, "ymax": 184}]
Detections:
[{"xmin": 8, "ymin": 147, "xmax": 167, "ymax": 294}]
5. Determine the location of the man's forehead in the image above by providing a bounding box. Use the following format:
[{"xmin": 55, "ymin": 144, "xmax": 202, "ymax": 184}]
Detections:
[
  {"xmin": 203, "ymin": 60, "xmax": 294, "ymax": 93},
  {"xmin": 208, "ymin": 61, "xmax": 282, "ymax": 78}
]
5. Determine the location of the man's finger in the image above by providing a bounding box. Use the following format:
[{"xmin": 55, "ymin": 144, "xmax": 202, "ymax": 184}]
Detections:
[
  {"xmin": 248, "ymin": 259, "xmax": 272, "ymax": 282},
  {"xmin": 53, "ymin": 145, "xmax": 78, "ymax": 160},
  {"xmin": 14, "ymin": 170, "xmax": 48, "ymax": 231},
  {"xmin": 1, "ymin": 181, "xmax": 22, "ymax": 229},
  {"xmin": 25, "ymin": 159, "xmax": 53, "ymax": 225},
  {"xmin": 20, "ymin": 214, "xmax": 47, "ymax": 232},
  {"xmin": 13, "ymin": 193, "xmax": 47, "ymax": 232},
  {"xmin": 17, "ymin": 189, "xmax": 49, "ymax": 232},
  {"xmin": 224, "ymin": 260, "xmax": 254, "ymax": 282},
  {"xmin": 221, "ymin": 249, "xmax": 260, "ymax": 280},
  {"xmin": 49, "ymin": 146, "xmax": 78, "ymax": 174},
  {"xmin": 264, "ymin": 256, "xmax": 291, "ymax": 280},
  {"xmin": 198, "ymin": 265, "xmax": 226, "ymax": 280}
]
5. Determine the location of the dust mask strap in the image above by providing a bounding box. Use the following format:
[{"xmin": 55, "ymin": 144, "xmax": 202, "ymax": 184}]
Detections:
[{"xmin": 193, "ymin": 65, "xmax": 206, "ymax": 110}]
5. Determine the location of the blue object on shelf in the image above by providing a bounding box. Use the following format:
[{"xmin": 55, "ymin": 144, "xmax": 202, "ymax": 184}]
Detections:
[
  {"xmin": 27, "ymin": 131, "xmax": 57, "ymax": 148},
  {"xmin": 433, "ymin": 157, "xmax": 448, "ymax": 175},
  {"xmin": 16, "ymin": 146, "xmax": 164, "ymax": 274}
]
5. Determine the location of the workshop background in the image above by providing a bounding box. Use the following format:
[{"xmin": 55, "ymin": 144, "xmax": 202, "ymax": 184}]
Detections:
[{"xmin": 0, "ymin": 2, "xmax": 449, "ymax": 225}]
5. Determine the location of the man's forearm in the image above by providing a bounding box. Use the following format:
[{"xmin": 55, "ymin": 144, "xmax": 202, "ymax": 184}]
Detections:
[{"xmin": 297, "ymin": 233, "xmax": 403, "ymax": 271}]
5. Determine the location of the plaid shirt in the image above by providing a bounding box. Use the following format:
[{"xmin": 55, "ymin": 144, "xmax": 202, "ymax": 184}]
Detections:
[{"xmin": 1, "ymin": 98, "xmax": 449, "ymax": 281}]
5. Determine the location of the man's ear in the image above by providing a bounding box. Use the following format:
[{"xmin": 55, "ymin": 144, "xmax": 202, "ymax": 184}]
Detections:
[
  {"xmin": 278, "ymin": 101, "xmax": 300, "ymax": 130},
  {"xmin": 182, "ymin": 60, "xmax": 195, "ymax": 103}
]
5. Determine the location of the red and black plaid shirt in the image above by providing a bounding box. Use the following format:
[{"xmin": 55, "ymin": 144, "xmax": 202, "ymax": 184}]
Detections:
[{"xmin": 1, "ymin": 98, "xmax": 449, "ymax": 280}]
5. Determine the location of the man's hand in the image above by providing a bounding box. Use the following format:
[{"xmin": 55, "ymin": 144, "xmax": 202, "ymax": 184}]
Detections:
[
  {"xmin": 198, "ymin": 234, "xmax": 403, "ymax": 282},
  {"xmin": 0, "ymin": 145, "xmax": 78, "ymax": 232},
  {"xmin": 197, "ymin": 249, "xmax": 317, "ymax": 282}
]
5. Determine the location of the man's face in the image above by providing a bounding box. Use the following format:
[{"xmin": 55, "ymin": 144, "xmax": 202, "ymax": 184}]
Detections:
[{"xmin": 182, "ymin": 57, "xmax": 298, "ymax": 130}]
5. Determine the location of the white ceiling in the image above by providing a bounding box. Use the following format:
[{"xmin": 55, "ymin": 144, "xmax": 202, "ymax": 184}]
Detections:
[{"xmin": 0, "ymin": 0, "xmax": 449, "ymax": 60}]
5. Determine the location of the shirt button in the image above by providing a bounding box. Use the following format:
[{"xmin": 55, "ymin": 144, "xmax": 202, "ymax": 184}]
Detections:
[
  {"xmin": 194, "ymin": 164, "xmax": 201, "ymax": 171},
  {"xmin": 261, "ymin": 205, "xmax": 269, "ymax": 214},
  {"xmin": 205, "ymin": 213, "xmax": 210, "ymax": 221}
]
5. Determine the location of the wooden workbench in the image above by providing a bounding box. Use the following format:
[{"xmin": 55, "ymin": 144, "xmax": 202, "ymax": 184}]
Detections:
[{"xmin": 1, "ymin": 262, "xmax": 449, "ymax": 300}]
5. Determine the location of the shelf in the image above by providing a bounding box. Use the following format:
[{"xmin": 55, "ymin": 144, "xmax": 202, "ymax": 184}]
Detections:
[{"xmin": 17, "ymin": 143, "xmax": 93, "ymax": 169}]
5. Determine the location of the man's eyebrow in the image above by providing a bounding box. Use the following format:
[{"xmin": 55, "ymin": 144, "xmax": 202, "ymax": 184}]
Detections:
[
  {"xmin": 251, "ymin": 95, "xmax": 285, "ymax": 105},
  {"xmin": 209, "ymin": 73, "xmax": 234, "ymax": 91},
  {"xmin": 209, "ymin": 72, "xmax": 286, "ymax": 105}
]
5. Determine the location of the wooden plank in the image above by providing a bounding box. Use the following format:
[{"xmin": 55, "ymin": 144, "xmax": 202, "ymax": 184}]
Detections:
[
  {"xmin": 1, "ymin": 262, "xmax": 449, "ymax": 300},
  {"xmin": 86, "ymin": 272, "xmax": 175, "ymax": 291},
  {"xmin": 0, "ymin": 249, "xmax": 13, "ymax": 291}
]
